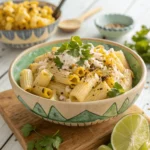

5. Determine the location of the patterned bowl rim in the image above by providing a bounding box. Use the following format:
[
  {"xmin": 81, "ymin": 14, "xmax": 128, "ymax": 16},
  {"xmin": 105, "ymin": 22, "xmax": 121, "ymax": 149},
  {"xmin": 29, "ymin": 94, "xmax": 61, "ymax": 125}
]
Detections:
[
  {"xmin": 95, "ymin": 13, "xmax": 134, "ymax": 31},
  {"xmin": 9, "ymin": 38, "xmax": 147, "ymax": 105},
  {"xmin": 0, "ymin": 1, "xmax": 61, "ymax": 32}
]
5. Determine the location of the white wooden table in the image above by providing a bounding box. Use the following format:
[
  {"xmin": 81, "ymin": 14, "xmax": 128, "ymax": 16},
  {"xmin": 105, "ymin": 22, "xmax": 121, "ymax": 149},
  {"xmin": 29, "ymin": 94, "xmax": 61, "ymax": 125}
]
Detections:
[{"xmin": 0, "ymin": 0, "xmax": 150, "ymax": 149}]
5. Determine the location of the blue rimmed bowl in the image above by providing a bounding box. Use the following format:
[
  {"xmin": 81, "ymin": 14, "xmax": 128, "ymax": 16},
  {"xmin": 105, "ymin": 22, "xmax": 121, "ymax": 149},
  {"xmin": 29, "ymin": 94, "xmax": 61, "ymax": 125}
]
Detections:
[
  {"xmin": 9, "ymin": 38, "xmax": 146, "ymax": 126},
  {"xmin": 0, "ymin": 1, "xmax": 61, "ymax": 49},
  {"xmin": 95, "ymin": 14, "xmax": 134, "ymax": 38}
]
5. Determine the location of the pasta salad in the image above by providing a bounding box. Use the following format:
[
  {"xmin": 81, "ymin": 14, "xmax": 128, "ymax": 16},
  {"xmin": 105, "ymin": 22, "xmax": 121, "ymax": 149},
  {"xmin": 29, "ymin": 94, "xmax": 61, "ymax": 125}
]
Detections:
[
  {"xmin": 20, "ymin": 36, "xmax": 133, "ymax": 102},
  {"xmin": 0, "ymin": 1, "xmax": 55, "ymax": 30}
]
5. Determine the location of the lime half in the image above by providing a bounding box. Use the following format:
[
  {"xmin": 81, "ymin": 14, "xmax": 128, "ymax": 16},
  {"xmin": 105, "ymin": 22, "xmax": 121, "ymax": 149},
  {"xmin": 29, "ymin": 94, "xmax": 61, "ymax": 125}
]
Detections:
[
  {"xmin": 111, "ymin": 114, "xmax": 150, "ymax": 150},
  {"xmin": 139, "ymin": 142, "xmax": 150, "ymax": 150},
  {"xmin": 98, "ymin": 145, "xmax": 112, "ymax": 150}
]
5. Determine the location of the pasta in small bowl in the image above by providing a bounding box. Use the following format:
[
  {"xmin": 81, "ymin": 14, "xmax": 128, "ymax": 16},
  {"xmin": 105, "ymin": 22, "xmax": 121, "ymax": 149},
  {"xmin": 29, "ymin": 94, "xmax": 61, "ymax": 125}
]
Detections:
[
  {"xmin": 9, "ymin": 36, "xmax": 147, "ymax": 126},
  {"xmin": 0, "ymin": 1, "xmax": 61, "ymax": 49}
]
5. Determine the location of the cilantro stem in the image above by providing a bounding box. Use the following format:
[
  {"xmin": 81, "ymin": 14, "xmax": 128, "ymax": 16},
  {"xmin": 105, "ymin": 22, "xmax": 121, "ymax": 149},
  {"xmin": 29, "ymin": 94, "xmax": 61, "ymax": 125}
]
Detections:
[
  {"xmin": 33, "ymin": 129, "xmax": 44, "ymax": 138},
  {"xmin": 52, "ymin": 130, "xmax": 60, "ymax": 137}
]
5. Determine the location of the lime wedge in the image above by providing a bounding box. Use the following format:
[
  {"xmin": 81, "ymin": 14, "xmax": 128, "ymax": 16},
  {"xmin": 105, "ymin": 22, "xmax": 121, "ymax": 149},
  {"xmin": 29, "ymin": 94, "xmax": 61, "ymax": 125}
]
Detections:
[
  {"xmin": 98, "ymin": 145, "xmax": 112, "ymax": 150},
  {"xmin": 139, "ymin": 142, "xmax": 150, "ymax": 150},
  {"xmin": 111, "ymin": 114, "xmax": 149, "ymax": 150}
]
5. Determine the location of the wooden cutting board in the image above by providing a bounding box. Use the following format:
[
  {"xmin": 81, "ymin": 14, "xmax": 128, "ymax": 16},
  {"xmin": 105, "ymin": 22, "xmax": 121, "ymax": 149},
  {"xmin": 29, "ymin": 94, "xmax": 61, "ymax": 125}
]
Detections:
[{"xmin": 0, "ymin": 90, "xmax": 149, "ymax": 150}]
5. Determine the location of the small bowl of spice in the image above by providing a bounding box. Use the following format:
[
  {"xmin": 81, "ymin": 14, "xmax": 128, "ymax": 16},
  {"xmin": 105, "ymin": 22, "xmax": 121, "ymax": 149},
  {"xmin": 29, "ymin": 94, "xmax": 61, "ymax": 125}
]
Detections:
[{"xmin": 95, "ymin": 14, "xmax": 134, "ymax": 39}]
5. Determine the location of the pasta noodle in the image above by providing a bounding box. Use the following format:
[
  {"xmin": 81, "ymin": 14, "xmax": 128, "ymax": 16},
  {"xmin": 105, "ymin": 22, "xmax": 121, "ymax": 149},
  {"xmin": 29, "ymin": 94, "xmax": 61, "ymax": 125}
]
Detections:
[
  {"xmin": 115, "ymin": 51, "xmax": 130, "ymax": 69},
  {"xmin": 85, "ymin": 82, "xmax": 110, "ymax": 101},
  {"xmin": 29, "ymin": 63, "xmax": 39, "ymax": 74},
  {"xmin": 70, "ymin": 73, "xmax": 99, "ymax": 102},
  {"xmin": 74, "ymin": 67, "xmax": 86, "ymax": 77},
  {"xmin": 48, "ymin": 81, "xmax": 67, "ymax": 96},
  {"xmin": 34, "ymin": 53, "xmax": 50, "ymax": 63},
  {"xmin": 33, "ymin": 69, "xmax": 53, "ymax": 87},
  {"xmin": 32, "ymin": 85, "xmax": 53, "ymax": 99},
  {"xmin": 20, "ymin": 69, "xmax": 33, "ymax": 92}
]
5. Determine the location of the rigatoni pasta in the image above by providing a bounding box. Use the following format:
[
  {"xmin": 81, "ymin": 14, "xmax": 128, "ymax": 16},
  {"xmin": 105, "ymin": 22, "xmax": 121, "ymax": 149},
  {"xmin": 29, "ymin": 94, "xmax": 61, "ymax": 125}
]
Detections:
[
  {"xmin": 19, "ymin": 36, "xmax": 133, "ymax": 102},
  {"xmin": 20, "ymin": 69, "xmax": 33, "ymax": 92}
]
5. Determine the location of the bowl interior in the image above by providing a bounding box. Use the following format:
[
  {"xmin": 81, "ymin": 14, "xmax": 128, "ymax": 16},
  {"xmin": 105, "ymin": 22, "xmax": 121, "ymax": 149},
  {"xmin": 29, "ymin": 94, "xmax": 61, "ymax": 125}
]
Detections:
[
  {"xmin": 12, "ymin": 39, "xmax": 142, "ymax": 88},
  {"xmin": 95, "ymin": 14, "xmax": 134, "ymax": 28}
]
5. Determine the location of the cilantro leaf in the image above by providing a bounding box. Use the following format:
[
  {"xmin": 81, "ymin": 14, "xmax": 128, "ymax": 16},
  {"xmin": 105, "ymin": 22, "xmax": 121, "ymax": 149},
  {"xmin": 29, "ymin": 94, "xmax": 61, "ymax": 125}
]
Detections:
[
  {"xmin": 82, "ymin": 44, "xmax": 92, "ymax": 50},
  {"xmin": 77, "ymin": 58, "xmax": 86, "ymax": 66},
  {"xmin": 21, "ymin": 124, "xmax": 35, "ymax": 137},
  {"xmin": 53, "ymin": 136, "xmax": 63, "ymax": 149},
  {"xmin": 107, "ymin": 82, "xmax": 125, "ymax": 98},
  {"xmin": 124, "ymin": 25, "xmax": 150, "ymax": 63},
  {"xmin": 77, "ymin": 49, "xmax": 93, "ymax": 66},
  {"xmin": 68, "ymin": 41, "xmax": 79, "ymax": 49},
  {"xmin": 71, "ymin": 36, "xmax": 82, "ymax": 46},
  {"xmin": 67, "ymin": 41, "xmax": 80, "ymax": 57},
  {"xmin": 141, "ymin": 52, "xmax": 150, "ymax": 63},
  {"xmin": 27, "ymin": 141, "xmax": 35, "ymax": 150},
  {"xmin": 67, "ymin": 49, "xmax": 80, "ymax": 57},
  {"xmin": 55, "ymin": 43, "xmax": 68, "ymax": 55},
  {"xmin": 81, "ymin": 49, "xmax": 93, "ymax": 59},
  {"xmin": 54, "ymin": 56, "xmax": 63, "ymax": 69},
  {"xmin": 21, "ymin": 124, "xmax": 63, "ymax": 150}
]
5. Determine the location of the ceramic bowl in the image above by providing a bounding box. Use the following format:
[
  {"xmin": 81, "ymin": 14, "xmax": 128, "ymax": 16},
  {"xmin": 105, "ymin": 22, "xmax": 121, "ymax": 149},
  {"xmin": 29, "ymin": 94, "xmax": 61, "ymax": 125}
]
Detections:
[
  {"xmin": 95, "ymin": 14, "xmax": 134, "ymax": 38},
  {"xmin": 9, "ymin": 38, "xmax": 146, "ymax": 126},
  {"xmin": 0, "ymin": 1, "xmax": 61, "ymax": 49}
]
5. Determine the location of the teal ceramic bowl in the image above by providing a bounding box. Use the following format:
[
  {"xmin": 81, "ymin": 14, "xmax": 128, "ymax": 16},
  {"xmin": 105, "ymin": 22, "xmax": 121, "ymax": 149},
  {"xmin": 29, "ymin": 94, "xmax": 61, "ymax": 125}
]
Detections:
[
  {"xmin": 0, "ymin": 1, "xmax": 61, "ymax": 49},
  {"xmin": 9, "ymin": 38, "xmax": 146, "ymax": 126},
  {"xmin": 95, "ymin": 14, "xmax": 134, "ymax": 38}
]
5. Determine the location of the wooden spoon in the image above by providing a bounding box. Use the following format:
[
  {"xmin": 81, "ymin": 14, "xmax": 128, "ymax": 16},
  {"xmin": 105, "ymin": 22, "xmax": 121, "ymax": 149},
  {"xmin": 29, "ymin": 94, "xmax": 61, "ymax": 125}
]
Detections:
[{"xmin": 58, "ymin": 7, "xmax": 102, "ymax": 32}]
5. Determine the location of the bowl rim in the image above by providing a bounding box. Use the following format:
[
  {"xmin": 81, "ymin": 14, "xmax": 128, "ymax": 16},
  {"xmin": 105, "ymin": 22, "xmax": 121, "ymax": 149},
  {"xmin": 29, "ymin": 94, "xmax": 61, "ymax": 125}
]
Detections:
[
  {"xmin": 95, "ymin": 13, "xmax": 134, "ymax": 31},
  {"xmin": 0, "ymin": 1, "xmax": 61, "ymax": 32},
  {"xmin": 9, "ymin": 38, "xmax": 147, "ymax": 105}
]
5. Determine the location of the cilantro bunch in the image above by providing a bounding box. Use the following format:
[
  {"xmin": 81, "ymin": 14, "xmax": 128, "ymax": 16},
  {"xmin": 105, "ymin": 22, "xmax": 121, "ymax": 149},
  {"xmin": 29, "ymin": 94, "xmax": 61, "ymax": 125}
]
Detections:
[
  {"xmin": 107, "ymin": 82, "xmax": 125, "ymax": 98},
  {"xmin": 54, "ymin": 36, "xmax": 93, "ymax": 68},
  {"xmin": 125, "ymin": 25, "xmax": 150, "ymax": 63},
  {"xmin": 21, "ymin": 124, "xmax": 63, "ymax": 150}
]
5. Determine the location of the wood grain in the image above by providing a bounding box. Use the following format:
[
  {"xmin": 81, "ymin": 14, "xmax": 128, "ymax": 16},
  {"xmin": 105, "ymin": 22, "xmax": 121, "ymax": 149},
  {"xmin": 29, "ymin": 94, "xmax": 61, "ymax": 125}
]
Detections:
[{"xmin": 0, "ymin": 90, "xmax": 148, "ymax": 150}]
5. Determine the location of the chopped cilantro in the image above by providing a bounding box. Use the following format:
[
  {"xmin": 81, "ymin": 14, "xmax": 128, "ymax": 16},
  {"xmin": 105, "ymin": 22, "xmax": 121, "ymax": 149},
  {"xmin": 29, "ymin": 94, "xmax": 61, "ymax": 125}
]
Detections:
[
  {"xmin": 54, "ymin": 56, "xmax": 63, "ymax": 69},
  {"xmin": 67, "ymin": 48, "xmax": 80, "ymax": 57},
  {"xmin": 125, "ymin": 25, "xmax": 150, "ymax": 63},
  {"xmin": 55, "ymin": 43, "xmax": 68, "ymax": 55},
  {"xmin": 82, "ymin": 43, "xmax": 92, "ymax": 50},
  {"xmin": 68, "ymin": 41, "xmax": 79, "ymax": 49},
  {"xmin": 107, "ymin": 82, "xmax": 125, "ymax": 98},
  {"xmin": 81, "ymin": 49, "xmax": 93, "ymax": 59},
  {"xmin": 71, "ymin": 36, "xmax": 82, "ymax": 46},
  {"xmin": 77, "ymin": 58, "xmax": 86, "ymax": 66},
  {"xmin": 21, "ymin": 124, "xmax": 35, "ymax": 137},
  {"xmin": 21, "ymin": 124, "xmax": 63, "ymax": 150}
]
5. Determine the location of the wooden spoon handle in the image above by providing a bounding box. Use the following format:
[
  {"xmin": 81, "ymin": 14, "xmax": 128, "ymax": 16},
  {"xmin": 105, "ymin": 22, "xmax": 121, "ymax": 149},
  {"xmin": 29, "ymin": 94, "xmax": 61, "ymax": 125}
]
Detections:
[{"xmin": 78, "ymin": 7, "xmax": 102, "ymax": 22}]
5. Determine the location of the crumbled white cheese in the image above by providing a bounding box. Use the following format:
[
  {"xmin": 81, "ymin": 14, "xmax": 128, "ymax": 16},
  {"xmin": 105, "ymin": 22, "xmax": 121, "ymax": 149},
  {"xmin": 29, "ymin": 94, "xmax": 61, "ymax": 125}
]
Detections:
[
  {"xmin": 59, "ymin": 69, "xmax": 70, "ymax": 76},
  {"xmin": 65, "ymin": 86, "xmax": 72, "ymax": 93},
  {"xmin": 47, "ymin": 52, "xmax": 54, "ymax": 59},
  {"xmin": 58, "ymin": 52, "xmax": 79, "ymax": 70},
  {"xmin": 59, "ymin": 95, "xmax": 66, "ymax": 101},
  {"xmin": 92, "ymin": 52, "xmax": 103, "ymax": 61},
  {"xmin": 38, "ymin": 59, "xmax": 48, "ymax": 72},
  {"xmin": 84, "ymin": 60, "xmax": 90, "ymax": 68},
  {"xmin": 90, "ymin": 58, "xmax": 103, "ymax": 68},
  {"xmin": 108, "ymin": 48, "xmax": 115, "ymax": 53}
]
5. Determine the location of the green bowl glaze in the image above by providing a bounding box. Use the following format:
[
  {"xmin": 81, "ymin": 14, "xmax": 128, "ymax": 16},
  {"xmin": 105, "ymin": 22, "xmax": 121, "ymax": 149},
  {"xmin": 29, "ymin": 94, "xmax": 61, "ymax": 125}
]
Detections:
[
  {"xmin": 9, "ymin": 38, "xmax": 146, "ymax": 126},
  {"xmin": 95, "ymin": 14, "xmax": 134, "ymax": 38}
]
